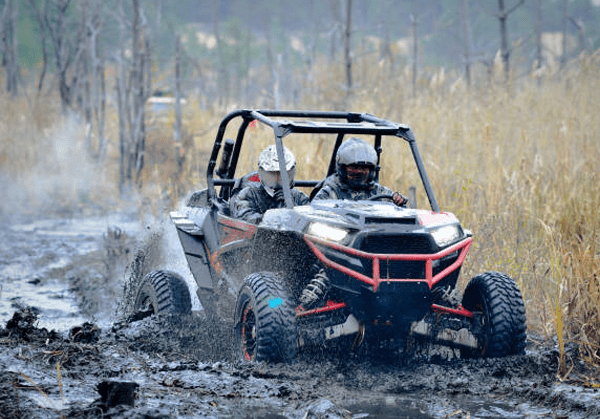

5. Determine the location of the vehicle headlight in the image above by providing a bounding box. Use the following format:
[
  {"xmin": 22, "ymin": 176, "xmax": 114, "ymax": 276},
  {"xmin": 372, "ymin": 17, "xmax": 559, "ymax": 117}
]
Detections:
[
  {"xmin": 306, "ymin": 222, "xmax": 349, "ymax": 243},
  {"xmin": 430, "ymin": 225, "xmax": 462, "ymax": 247}
]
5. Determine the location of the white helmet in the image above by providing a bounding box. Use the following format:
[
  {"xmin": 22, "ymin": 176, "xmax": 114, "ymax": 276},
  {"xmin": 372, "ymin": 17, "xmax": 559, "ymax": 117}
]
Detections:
[
  {"xmin": 336, "ymin": 137, "xmax": 378, "ymax": 189},
  {"xmin": 257, "ymin": 145, "xmax": 296, "ymax": 196}
]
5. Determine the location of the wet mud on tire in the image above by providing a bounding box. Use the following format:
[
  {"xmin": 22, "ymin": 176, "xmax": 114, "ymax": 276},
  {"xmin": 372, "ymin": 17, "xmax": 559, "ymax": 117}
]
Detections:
[{"xmin": 1, "ymin": 214, "xmax": 600, "ymax": 419}]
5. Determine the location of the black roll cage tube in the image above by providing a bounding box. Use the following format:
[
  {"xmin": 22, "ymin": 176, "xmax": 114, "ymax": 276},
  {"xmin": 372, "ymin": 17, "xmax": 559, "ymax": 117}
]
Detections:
[{"xmin": 205, "ymin": 109, "xmax": 440, "ymax": 212}]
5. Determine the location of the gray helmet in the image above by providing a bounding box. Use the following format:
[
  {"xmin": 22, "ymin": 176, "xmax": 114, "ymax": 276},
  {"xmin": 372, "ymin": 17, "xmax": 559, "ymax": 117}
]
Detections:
[
  {"xmin": 257, "ymin": 145, "xmax": 296, "ymax": 196},
  {"xmin": 336, "ymin": 137, "xmax": 377, "ymax": 189}
]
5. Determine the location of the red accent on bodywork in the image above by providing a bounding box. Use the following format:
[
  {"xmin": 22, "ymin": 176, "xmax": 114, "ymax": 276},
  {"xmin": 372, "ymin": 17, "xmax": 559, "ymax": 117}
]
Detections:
[
  {"xmin": 304, "ymin": 235, "xmax": 473, "ymax": 292},
  {"xmin": 219, "ymin": 217, "xmax": 257, "ymax": 245},
  {"xmin": 431, "ymin": 304, "xmax": 474, "ymax": 318},
  {"xmin": 210, "ymin": 217, "xmax": 258, "ymax": 274},
  {"xmin": 296, "ymin": 300, "xmax": 346, "ymax": 317}
]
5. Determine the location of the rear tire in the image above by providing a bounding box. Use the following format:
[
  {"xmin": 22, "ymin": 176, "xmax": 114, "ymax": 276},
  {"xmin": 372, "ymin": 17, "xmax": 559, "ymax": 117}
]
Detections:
[
  {"xmin": 234, "ymin": 272, "xmax": 298, "ymax": 362},
  {"xmin": 461, "ymin": 271, "xmax": 527, "ymax": 358},
  {"xmin": 133, "ymin": 270, "xmax": 192, "ymax": 319}
]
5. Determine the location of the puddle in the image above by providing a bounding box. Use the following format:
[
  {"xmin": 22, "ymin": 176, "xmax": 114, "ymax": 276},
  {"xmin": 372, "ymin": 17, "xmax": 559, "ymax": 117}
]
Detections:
[
  {"xmin": 345, "ymin": 397, "xmax": 431, "ymax": 418},
  {"xmin": 0, "ymin": 276, "xmax": 85, "ymax": 333},
  {"xmin": 0, "ymin": 215, "xmax": 144, "ymax": 332}
]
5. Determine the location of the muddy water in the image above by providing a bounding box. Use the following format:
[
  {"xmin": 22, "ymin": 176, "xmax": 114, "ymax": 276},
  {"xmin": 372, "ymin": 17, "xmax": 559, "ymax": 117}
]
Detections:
[{"xmin": 1, "ymin": 212, "xmax": 599, "ymax": 419}]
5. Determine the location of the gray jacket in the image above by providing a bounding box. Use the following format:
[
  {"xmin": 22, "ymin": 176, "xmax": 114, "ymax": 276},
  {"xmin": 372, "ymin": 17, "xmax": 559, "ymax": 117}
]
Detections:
[
  {"xmin": 313, "ymin": 173, "xmax": 394, "ymax": 201},
  {"xmin": 231, "ymin": 183, "xmax": 309, "ymax": 223}
]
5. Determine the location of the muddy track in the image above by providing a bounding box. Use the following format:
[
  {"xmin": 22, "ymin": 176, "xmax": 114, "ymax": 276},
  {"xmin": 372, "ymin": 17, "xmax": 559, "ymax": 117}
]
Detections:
[{"xmin": 1, "ymin": 213, "xmax": 599, "ymax": 419}]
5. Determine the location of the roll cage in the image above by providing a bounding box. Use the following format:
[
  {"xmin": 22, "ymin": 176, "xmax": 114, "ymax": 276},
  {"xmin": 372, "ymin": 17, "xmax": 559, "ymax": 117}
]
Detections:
[{"xmin": 206, "ymin": 109, "xmax": 440, "ymax": 212}]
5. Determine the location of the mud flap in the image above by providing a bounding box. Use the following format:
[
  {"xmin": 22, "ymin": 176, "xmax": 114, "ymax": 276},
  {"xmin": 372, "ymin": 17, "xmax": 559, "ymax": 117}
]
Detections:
[
  {"xmin": 298, "ymin": 314, "xmax": 362, "ymax": 348},
  {"xmin": 410, "ymin": 319, "xmax": 478, "ymax": 349}
]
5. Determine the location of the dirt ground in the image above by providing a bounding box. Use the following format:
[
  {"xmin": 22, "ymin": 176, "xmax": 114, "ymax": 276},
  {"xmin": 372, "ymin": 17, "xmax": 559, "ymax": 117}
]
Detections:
[{"xmin": 1, "ymin": 211, "xmax": 600, "ymax": 419}]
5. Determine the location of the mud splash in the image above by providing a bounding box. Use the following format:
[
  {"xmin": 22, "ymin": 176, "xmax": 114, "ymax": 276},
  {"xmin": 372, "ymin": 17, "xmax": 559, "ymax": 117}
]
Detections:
[{"xmin": 1, "ymin": 213, "xmax": 599, "ymax": 419}]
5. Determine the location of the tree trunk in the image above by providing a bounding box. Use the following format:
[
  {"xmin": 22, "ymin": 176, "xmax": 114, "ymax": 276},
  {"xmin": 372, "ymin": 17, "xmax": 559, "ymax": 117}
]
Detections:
[
  {"xmin": 131, "ymin": 0, "xmax": 147, "ymax": 184},
  {"xmin": 344, "ymin": 0, "xmax": 352, "ymax": 92},
  {"xmin": 1, "ymin": 0, "xmax": 19, "ymax": 96},
  {"xmin": 330, "ymin": 0, "xmax": 341, "ymax": 60},
  {"xmin": 27, "ymin": 0, "xmax": 50, "ymax": 93},
  {"xmin": 117, "ymin": 0, "xmax": 129, "ymax": 193},
  {"xmin": 462, "ymin": 0, "xmax": 472, "ymax": 86},
  {"xmin": 498, "ymin": 0, "xmax": 509, "ymax": 78},
  {"xmin": 116, "ymin": 0, "xmax": 149, "ymax": 192},
  {"xmin": 496, "ymin": 0, "xmax": 525, "ymax": 80},
  {"xmin": 410, "ymin": 13, "xmax": 418, "ymax": 98},
  {"xmin": 568, "ymin": 16, "xmax": 585, "ymax": 55},
  {"xmin": 561, "ymin": 0, "xmax": 567, "ymax": 68},
  {"xmin": 174, "ymin": 35, "xmax": 183, "ymax": 170},
  {"xmin": 212, "ymin": 0, "xmax": 228, "ymax": 107},
  {"xmin": 535, "ymin": 0, "xmax": 543, "ymax": 70}
]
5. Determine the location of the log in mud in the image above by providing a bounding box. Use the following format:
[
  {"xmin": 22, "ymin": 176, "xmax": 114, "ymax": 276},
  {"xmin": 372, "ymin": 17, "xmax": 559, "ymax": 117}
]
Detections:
[{"xmin": 1, "ymin": 212, "xmax": 599, "ymax": 419}]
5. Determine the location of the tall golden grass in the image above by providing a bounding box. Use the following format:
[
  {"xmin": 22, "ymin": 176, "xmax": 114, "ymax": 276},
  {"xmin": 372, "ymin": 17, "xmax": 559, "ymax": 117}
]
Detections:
[{"xmin": 1, "ymin": 49, "xmax": 599, "ymax": 371}]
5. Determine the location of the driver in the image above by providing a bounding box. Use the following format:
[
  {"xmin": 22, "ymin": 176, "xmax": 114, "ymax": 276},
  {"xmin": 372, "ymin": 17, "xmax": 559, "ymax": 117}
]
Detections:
[
  {"xmin": 231, "ymin": 145, "xmax": 309, "ymax": 223},
  {"xmin": 313, "ymin": 137, "xmax": 408, "ymax": 206}
]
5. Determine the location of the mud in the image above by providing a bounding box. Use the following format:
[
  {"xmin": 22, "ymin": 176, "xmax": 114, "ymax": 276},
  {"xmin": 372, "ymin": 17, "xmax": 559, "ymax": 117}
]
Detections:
[{"xmin": 1, "ymin": 212, "xmax": 600, "ymax": 419}]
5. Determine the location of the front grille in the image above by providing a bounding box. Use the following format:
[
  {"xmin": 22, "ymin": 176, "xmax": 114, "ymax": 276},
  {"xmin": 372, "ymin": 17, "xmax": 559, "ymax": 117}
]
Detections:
[
  {"xmin": 361, "ymin": 252, "xmax": 460, "ymax": 280},
  {"xmin": 357, "ymin": 234, "xmax": 433, "ymax": 254}
]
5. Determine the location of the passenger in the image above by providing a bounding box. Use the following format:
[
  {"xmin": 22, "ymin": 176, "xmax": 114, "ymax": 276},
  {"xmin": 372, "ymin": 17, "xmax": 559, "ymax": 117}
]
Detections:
[
  {"xmin": 231, "ymin": 145, "xmax": 309, "ymax": 223},
  {"xmin": 313, "ymin": 137, "xmax": 408, "ymax": 206}
]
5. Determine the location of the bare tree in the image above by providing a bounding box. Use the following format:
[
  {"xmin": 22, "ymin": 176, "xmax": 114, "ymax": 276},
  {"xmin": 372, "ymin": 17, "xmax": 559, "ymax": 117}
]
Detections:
[
  {"xmin": 410, "ymin": 12, "xmax": 418, "ymax": 97},
  {"xmin": 560, "ymin": 0, "xmax": 586, "ymax": 69},
  {"xmin": 46, "ymin": 0, "xmax": 81, "ymax": 112},
  {"xmin": 116, "ymin": 0, "xmax": 151, "ymax": 192},
  {"xmin": 330, "ymin": 0, "xmax": 342, "ymax": 60},
  {"xmin": 535, "ymin": 0, "xmax": 543, "ymax": 70},
  {"xmin": 27, "ymin": 0, "xmax": 50, "ymax": 93},
  {"xmin": 344, "ymin": 0, "xmax": 352, "ymax": 92},
  {"xmin": 1, "ymin": 0, "xmax": 19, "ymax": 96},
  {"xmin": 79, "ymin": 0, "xmax": 107, "ymax": 161},
  {"xmin": 212, "ymin": 0, "xmax": 228, "ymax": 107},
  {"xmin": 379, "ymin": 19, "xmax": 394, "ymax": 77},
  {"xmin": 560, "ymin": 0, "xmax": 567, "ymax": 68},
  {"xmin": 174, "ymin": 35, "xmax": 183, "ymax": 170},
  {"xmin": 568, "ymin": 16, "xmax": 585, "ymax": 55},
  {"xmin": 496, "ymin": 0, "xmax": 525, "ymax": 79},
  {"xmin": 462, "ymin": 0, "xmax": 473, "ymax": 86}
]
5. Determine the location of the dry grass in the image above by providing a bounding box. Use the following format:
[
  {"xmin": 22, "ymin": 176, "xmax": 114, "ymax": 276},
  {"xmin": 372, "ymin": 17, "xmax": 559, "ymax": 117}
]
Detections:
[{"xmin": 1, "ymin": 49, "xmax": 599, "ymax": 371}]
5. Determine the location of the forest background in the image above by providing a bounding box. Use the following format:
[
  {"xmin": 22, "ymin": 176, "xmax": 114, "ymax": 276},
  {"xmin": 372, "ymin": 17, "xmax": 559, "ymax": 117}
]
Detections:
[{"xmin": 0, "ymin": 0, "xmax": 599, "ymax": 376}]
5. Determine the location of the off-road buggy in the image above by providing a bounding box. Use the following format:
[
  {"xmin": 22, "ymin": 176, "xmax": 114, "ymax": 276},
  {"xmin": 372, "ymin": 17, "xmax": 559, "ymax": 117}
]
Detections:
[{"xmin": 131, "ymin": 109, "xmax": 527, "ymax": 362}]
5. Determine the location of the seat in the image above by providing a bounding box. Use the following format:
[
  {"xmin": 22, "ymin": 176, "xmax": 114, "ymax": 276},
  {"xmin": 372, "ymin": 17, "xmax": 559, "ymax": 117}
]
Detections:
[{"xmin": 228, "ymin": 171, "xmax": 261, "ymax": 216}]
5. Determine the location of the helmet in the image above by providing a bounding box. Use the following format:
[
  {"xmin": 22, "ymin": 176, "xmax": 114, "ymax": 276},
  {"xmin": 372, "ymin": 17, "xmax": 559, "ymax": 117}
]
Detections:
[
  {"xmin": 257, "ymin": 144, "xmax": 296, "ymax": 196},
  {"xmin": 336, "ymin": 137, "xmax": 377, "ymax": 189}
]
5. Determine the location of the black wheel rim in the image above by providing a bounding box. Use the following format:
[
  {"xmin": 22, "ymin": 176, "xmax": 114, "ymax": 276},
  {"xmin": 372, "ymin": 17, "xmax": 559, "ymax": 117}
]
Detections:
[
  {"xmin": 241, "ymin": 302, "xmax": 257, "ymax": 361},
  {"xmin": 473, "ymin": 300, "xmax": 490, "ymax": 355}
]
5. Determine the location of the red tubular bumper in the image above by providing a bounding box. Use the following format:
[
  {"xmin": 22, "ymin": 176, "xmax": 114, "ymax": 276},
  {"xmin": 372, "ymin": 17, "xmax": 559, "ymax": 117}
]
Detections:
[{"xmin": 303, "ymin": 236, "xmax": 473, "ymax": 292}]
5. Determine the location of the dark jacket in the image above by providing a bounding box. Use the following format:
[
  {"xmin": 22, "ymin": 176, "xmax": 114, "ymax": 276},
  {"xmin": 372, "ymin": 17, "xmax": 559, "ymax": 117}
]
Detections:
[
  {"xmin": 313, "ymin": 173, "xmax": 394, "ymax": 201},
  {"xmin": 231, "ymin": 183, "xmax": 309, "ymax": 223}
]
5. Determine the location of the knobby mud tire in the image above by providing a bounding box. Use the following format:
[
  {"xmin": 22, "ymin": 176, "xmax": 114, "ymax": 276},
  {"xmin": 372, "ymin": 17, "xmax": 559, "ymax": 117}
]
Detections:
[
  {"xmin": 234, "ymin": 272, "xmax": 298, "ymax": 363},
  {"xmin": 461, "ymin": 271, "xmax": 527, "ymax": 358},
  {"xmin": 133, "ymin": 270, "xmax": 192, "ymax": 319}
]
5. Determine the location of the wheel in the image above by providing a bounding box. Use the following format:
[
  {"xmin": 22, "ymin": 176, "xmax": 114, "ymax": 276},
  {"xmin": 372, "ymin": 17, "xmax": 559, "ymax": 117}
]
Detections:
[
  {"xmin": 461, "ymin": 271, "xmax": 527, "ymax": 358},
  {"xmin": 133, "ymin": 270, "xmax": 192, "ymax": 319},
  {"xmin": 234, "ymin": 272, "xmax": 298, "ymax": 362}
]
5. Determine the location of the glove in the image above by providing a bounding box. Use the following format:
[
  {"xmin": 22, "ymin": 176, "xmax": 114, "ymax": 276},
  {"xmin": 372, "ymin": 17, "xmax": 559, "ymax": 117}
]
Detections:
[
  {"xmin": 273, "ymin": 188, "xmax": 285, "ymax": 204},
  {"xmin": 392, "ymin": 192, "xmax": 408, "ymax": 207}
]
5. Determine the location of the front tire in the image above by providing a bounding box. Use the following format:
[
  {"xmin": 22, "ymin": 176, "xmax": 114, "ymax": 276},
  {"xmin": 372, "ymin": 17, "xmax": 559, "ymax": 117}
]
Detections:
[
  {"xmin": 461, "ymin": 271, "xmax": 527, "ymax": 358},
  {"xmin": 133, "ymin": 270, "xmax": 192, "ymax": 319},
  {"xmin": 234, "ymin": 272, "xmax": 298, "ymax": 362}
]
